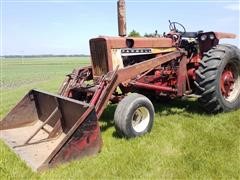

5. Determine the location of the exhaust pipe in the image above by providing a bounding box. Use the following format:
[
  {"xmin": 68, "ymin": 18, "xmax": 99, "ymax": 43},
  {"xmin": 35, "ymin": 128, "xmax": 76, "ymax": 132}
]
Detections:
[{"xmin": 117, "ymin": 0, "xmax": 127, "ymax": 37}]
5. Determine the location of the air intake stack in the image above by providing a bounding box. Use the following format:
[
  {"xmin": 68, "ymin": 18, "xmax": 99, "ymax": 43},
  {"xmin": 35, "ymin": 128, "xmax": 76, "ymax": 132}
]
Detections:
[{"xmin": 117, "ymin": 0, "xmax": 127, "ymax": 37}]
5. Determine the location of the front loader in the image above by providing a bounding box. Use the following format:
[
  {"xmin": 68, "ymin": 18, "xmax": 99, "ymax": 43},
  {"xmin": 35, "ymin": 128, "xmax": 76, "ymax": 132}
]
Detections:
[{"xmin": 1, "ymin": 0, "xmax": 239, "ymax": 171}]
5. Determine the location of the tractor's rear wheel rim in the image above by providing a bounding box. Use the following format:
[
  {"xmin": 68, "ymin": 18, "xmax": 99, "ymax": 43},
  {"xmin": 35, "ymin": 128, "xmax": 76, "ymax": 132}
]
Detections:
[
  {"xmin": 220, "ymin": 62, "xmax": 240, "ymax": 102},
  {"xmin": 131, "ymin": 107, "xmax": 150, "ymax": 133}
]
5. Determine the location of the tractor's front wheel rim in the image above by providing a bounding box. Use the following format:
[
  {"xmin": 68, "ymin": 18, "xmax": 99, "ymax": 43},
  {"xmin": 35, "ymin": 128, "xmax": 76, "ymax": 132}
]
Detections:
[{"xmin": 131, "ymin": 107, "xmax": 150, "ymax": 133}]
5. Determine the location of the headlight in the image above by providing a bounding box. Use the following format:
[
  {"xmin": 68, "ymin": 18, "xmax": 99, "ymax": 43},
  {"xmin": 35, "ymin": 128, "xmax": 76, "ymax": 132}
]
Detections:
[
  {"xmin": 209, "ymin": 34, "xmax": 215, "ymax": 40},
  {"xmin": 200, "ymin": 34, "xmax": 207, "ymax": 41}
]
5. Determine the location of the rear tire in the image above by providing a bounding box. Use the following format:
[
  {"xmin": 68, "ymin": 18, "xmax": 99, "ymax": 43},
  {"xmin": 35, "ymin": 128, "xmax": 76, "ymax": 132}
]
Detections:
[
  {"xmin": 114, "ymin": 93, "xmax": 155, "ymax": 138},
  {"xmin": 194, "ymin": 44, "xmax": 240, "ymax": 113}
]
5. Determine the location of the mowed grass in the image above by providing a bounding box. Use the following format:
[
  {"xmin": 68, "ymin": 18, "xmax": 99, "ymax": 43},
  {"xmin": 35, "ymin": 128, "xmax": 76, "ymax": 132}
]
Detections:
[{"xmin": 0, "ymin": 57, "xmax": 239, "ymax": 179}]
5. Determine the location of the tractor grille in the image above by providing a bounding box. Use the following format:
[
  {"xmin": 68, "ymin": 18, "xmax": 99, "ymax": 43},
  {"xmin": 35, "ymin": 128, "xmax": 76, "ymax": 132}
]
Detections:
[{"xmin": 90, "ymin": 38, "xmax": 109, "ymax": 77}]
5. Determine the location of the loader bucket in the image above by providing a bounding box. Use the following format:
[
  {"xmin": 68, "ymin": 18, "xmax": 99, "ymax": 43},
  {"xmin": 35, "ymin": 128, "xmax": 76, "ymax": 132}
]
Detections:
[{"xmin": 0, "ymin": 89, "xmax": 102, "ymax": 171}]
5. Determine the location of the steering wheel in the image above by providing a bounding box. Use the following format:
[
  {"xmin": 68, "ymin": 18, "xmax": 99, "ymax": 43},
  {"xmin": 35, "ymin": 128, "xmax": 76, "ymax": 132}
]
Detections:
[{"xmin": 169, "ymin": 21, "xmax": 186, "ymax": 33}]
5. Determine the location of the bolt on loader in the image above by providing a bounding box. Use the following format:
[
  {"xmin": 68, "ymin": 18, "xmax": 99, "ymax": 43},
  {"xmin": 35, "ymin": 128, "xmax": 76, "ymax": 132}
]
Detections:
[{"xmin": 1, "ymin": 0, "xmax": 239, "ymax": 171}]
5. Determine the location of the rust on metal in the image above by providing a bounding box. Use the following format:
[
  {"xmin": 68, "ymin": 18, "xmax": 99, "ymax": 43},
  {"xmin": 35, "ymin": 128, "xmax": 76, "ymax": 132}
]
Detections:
[
  {"xmin": 177, "ymin": 56, "xmax": 188, "ymax": 96},
  {"xmin": 132, "ymin": 82, "xmax": 177, "ymax": 92},
  {"xmin": 0, "ymin": 93, "xmax": 38, "ymax": 130},
  {"xmin": 90, "ymin": 36, "xmax": 174, "ymax": 77},
  {"xmin": 1, "ymin": 0, "xmax": 239, "ymax": 172},
  {"xmin": 214, "ymin": 32, "xmax": 237, "ymax": 39},
  {"xmin": 0, "ymin": 90, "xmax": 102, "ymax": 171},
  {"xmin": 117, "ymin": 51, "xmax": 183, "ymax": 82},
  {"xmin": 117, "ymin": 0, "xmax": 126, "ymax": 37},
  {"xmin": 92, "ymin": 36, "xmax": 173, "ymax": 49}
]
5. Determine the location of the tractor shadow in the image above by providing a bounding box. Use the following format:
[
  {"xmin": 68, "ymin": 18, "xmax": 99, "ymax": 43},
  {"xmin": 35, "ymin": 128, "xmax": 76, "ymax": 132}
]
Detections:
[
  {"xmin": 99, "ymin": 97, "xmax": 207, "ymax": 137},
  {"xmin": 152, "ymin": 97, "xmax": 206, "ymax": 116}
]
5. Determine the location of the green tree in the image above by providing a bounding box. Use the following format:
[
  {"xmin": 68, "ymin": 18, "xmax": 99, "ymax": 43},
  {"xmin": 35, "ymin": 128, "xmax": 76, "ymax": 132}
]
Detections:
[
  {"xmin": 144, "ymin": 30, "xmax": 161, "ymax": 37},
  {"xmin": 128, "ymin": 30, "xmax": 141, "ymax": 37},
  {"xmin": 144, "ymin": 33, "xmax": 155, "ymax": 37}
]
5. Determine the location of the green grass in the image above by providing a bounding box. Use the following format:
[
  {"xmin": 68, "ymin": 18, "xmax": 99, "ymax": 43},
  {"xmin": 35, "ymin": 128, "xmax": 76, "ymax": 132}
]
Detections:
[{"xmin": 0, "ymin": 57, "xmax": 239, "ymax": 179}]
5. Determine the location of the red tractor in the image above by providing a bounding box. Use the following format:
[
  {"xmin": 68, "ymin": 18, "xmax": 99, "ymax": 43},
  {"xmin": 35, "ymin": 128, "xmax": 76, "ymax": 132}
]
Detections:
[{"xmin": 1, "ymin": 0, "xmax": 239, "ymax": 171}]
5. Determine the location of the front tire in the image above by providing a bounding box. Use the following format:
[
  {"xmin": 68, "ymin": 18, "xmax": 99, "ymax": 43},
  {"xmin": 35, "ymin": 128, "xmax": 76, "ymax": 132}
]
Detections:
[
  {"xmin": 114, "ymin": 93, "xmax": 155, "ymax": 138},
  {"xmin": 195, "ymin": 44, "xmax": 240, "ymax": 113}
]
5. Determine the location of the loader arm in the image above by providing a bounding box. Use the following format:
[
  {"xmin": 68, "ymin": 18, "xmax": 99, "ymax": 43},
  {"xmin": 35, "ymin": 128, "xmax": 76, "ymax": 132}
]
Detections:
[
  {"xmin": 93, "ymin": 50, "xmax": 184, "ymax": 118},
  {"xmin": 0, "ymin": 50, "xmax": 183, "ymax": 171}
]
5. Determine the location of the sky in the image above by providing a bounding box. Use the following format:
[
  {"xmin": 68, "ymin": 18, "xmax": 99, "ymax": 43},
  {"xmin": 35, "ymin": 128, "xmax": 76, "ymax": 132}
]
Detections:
[{"xmin": 1, "ymin": 0, "xmax": 240, "ymax": 55}]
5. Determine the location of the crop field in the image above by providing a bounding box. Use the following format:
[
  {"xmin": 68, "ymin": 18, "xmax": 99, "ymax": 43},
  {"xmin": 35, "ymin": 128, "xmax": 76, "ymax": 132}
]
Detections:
[{"xmin": 0, "ymin": 57, "xmax": 239, "ymax": 179}]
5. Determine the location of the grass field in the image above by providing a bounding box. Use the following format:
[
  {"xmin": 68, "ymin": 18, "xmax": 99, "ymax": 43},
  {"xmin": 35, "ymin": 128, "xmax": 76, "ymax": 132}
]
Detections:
[{"xmin": 0, "ymin": 57, "xmax": 239, "ymax": 179}]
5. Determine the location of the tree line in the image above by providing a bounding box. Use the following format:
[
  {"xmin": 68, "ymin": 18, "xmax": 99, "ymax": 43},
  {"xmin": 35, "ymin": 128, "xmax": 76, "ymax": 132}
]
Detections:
[{"xmin": 2, "ymin": 54, "xmax": 90, "ymax": 58}]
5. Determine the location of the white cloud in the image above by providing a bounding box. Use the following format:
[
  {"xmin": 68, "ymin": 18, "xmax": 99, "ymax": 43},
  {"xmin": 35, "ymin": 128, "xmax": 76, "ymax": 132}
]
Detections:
[{"xmin": 224, "ymin": 4, "xmax": 240, "ymax": 11}]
